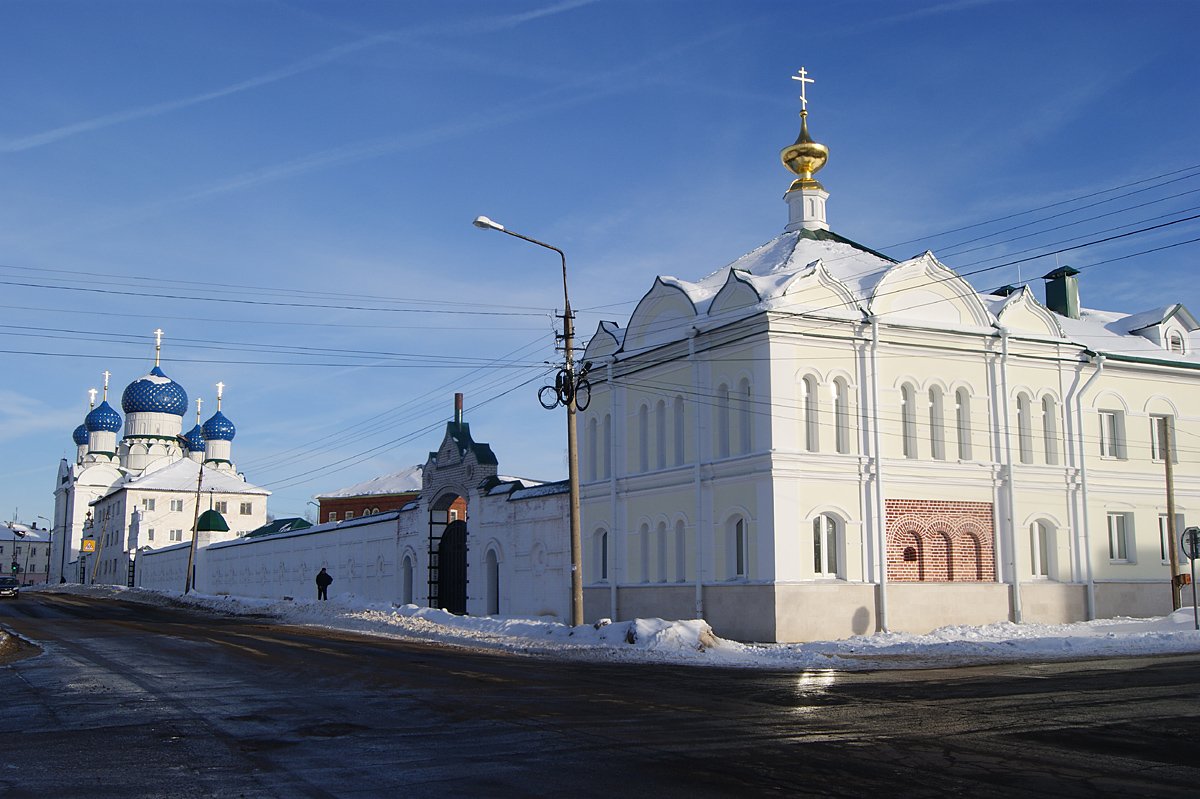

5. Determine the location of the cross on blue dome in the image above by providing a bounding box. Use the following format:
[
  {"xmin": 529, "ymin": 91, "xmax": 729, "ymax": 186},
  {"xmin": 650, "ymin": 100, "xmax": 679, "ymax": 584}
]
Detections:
[
  {"xmin": 122, "ymin": 366, "xmax": 188, "ymax": 417},
  {"xmin": 84, "ymin": 401, "xmax": 122, "ymax": 433}
]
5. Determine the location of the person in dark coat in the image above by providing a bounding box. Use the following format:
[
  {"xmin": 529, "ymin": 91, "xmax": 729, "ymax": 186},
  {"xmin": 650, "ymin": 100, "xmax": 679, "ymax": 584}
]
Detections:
[{"xmin": 315, "ymin": 567, "xmax": 333, "ymax": 600}]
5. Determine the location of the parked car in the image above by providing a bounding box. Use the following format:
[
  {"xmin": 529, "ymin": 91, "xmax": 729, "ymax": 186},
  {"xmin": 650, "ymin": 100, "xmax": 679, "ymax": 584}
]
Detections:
[{"xmin": 0, "ymin": 576, "xmax": 19, "ymax": 599}]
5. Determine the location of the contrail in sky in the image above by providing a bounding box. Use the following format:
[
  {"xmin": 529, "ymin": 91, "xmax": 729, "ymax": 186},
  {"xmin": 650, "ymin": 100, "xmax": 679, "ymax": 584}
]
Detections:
[{"xmin": 0, "ymin": 0, "xmax": 598, "ymax": 154}]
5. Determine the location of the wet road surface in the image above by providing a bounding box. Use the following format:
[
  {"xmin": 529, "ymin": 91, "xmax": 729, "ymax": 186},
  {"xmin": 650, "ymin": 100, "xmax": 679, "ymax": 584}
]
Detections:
[{"xmin": 1, "ymin": 592, "xmax": 1199, "ymax": 797}]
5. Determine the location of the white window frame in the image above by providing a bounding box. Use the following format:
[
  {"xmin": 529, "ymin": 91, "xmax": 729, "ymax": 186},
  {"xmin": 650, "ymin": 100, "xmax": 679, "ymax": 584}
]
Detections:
[
  {"xmin": 833, "ymin": 378, "xmax": 851, "ymax": 455},
  {"xmin": 955, "ymin": 388, "xmax": 972, "ymax": 460},
  {"xmin": 716, "ymin": 384, "xmax": 731, "ymax": 459},
  {"xmin": 673, "ymin": 396, "xmax": 686, "ymax": 466},
  {"xmin": 170, "ymin": 499, "xmax": 184, "ymax": 512},
  {"xmin": 1159, "ymin": 514, "xmax": 1185, "ymax": 564},
  {"xmin": 737, "ymin": 378, "xmax": 753, "ymax": 456},
  {"xmin": 1016, "ymin": 393, "xmax": 1033, "ymax": 465},
  {"xmin": 802, "ymin": 375, "xmax": 819, "ymax": 453},
  {"xmin": 929, "ymin": 387, "xmax": 946, "ymax": 461},
  {"xmin": 728, "ymin": 517, "xmax": 748, "ymax": 580},
  {"xmin": 674, "ymin": 520, "xmax": 687, "ymax": 582},
  {"xmin": 901, "ymin": 384, "xmax": 918, "ymax": 459},
  {"xmin": 1030, "ymin": 521, "xmax": 1052, "ymax": 578},
  {"xmin": 1107, "ymin": 512, "xmax": 1133, "ymax": 563},
  {"xmin": 812, "ymin": 515, "xmax": 840, "ymax": 578},
  {"xmin": 637, "ymin": 403, "xmax": 650, "ymax": 472},
  {"xmin": 1098, "ymin": 410, "xmax": 1126, "ymax": 459},
  {"xmin": 1150, "ymin": 415, "xmax": 1177, "ymax": 463},
  {"xmin": 655, "ymin": 400, "xmax": 667, "ymax": 471},
  {"xmin": 1042, "ymin": 396, "xmax": 1059, "ymax": 465}
]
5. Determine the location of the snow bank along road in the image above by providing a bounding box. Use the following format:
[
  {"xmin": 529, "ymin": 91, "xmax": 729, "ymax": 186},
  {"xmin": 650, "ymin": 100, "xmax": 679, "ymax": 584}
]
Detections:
[{"xmin": 2, "ymin": 592, "xmax": 1199, "ymax": 798}]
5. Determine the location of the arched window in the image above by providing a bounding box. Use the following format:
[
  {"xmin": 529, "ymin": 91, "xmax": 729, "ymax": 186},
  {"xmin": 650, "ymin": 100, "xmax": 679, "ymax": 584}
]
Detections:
[
  {"xmin": 656, "ymin": 521, "xmax": 668, "ymax": 582},
  {"xmin": 955, "ymin": 388, "xmax": 972, "ymax": 460},
  {"xmin": 929, "ymin": 386, "xmax": 945, "ymax": 460},
  {"xmin": 1169, "ymin": 333, "xmax": 1186, "ymax": 354},
  {"xmin": 1041, "ymin": 396, "xmax": 1058, "ymax": 465},
  {"xmin": 485, "ymin": 549, "xmax": 500, "ymax": 615},
  {"xmin": 728, "ymin": 516, "xmax": 748, "ymax": 579},
  {"xmin": 639, "ymin": 523, "xmax": 650, "ymax": 582},
  {"xmin": 716, "ymin": 383, "xmax": 731, "ymax": 458},
  {"xmin": 637, "ymin": 404, "xmax": 649, "ymax": 472},
  {"xmin": 1030, "ymin": 521, "xmax": 1052, "ymax": 578},
  {"xmin": 602, "ymin": 414, "xmax": 612, "ymax": 478},
  {"xmin": 674, "ymin": 520, "xmax": 687, "ymax": 582},
  {"xmin": 813, "ymin": 514, "xmax": 839, "ymax": 577},
  {"xmin": 1016, "ymin": 393, "xmax": 1033, "ymax": 465},
  {"xmin": 655, "ymin": 400, "xmax": 667, "ymax": 470},
  {"xmin": 586, "ymin": 417, "xmax": 598, "ymax": 481},
  {"xmin": 833, "ymin": 377, "xmax": 851, "ymax": 454},
  {"xmin": 801, "ymin": 375, "xmax": 819, "ymax": 452},
  {"xmin": 737, "ymin": 378, "xmax": 753, "ymax": 455},
  {"xmin": 901, "ymin": 383, "xmax": 918, "ymax": 459},
  {"xmin": 673, "ymin": 395, "xmax": 685, "ymax": 466},
  {"xmin": 401, "ymin": 555, "xmax": 414, "ymax": 605},
  {"xmin": 594, "ymin": 529, "xmax": 609, "ymax": 581}
]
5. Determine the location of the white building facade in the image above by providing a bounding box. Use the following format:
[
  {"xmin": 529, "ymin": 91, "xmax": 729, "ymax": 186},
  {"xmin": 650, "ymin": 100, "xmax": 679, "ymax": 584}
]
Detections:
[{"xmin": 577, "ymin": 102, "xmax": 1200, "ymax": 641}]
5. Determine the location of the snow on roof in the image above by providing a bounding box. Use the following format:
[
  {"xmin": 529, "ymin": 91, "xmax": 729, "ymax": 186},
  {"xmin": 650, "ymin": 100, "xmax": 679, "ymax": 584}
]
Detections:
[
  {"xmin": 1057, "ymin": 308, "xmax": 1200, "ymax": 364},
  {"xmin": 315, "ymin": 466, "xmax": 423, "ymax": 499},
  {"xmin": 98, "ymin": 457, "xmax": 269, "ymax": 501},
  {"xmin": 509, "ymin": 480, "xmax": 568, "ymax": 500},
  {"xmin": 1, "ymin": 524, "xmax": 48, "ymax": 542}
]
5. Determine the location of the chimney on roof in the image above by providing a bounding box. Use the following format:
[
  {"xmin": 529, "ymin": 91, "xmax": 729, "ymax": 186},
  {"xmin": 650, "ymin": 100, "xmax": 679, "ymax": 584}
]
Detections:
[
  {"xmin": 454, "ymin": 393, "xmax": 464, "ymax": 425},
  {"xmin": 1043, "ymin": 266, "xmax": 1081, "ymax": 320}
]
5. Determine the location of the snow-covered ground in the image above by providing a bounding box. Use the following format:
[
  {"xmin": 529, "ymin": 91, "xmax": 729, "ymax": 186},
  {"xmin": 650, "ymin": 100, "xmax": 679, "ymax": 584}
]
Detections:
[{"xmin": 19, "ymin": 584, "xmax": 1200, "ymax": 670}]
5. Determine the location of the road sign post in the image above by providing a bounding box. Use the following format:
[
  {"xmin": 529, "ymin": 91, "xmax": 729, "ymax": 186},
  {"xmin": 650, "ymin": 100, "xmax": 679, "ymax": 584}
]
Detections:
[{"xmin": 1182, "ymin": 527, "xmax": 1200, "ymax": 631}]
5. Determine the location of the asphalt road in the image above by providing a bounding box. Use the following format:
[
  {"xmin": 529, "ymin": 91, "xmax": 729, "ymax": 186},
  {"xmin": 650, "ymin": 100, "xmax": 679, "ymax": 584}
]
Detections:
[{"xmin": 1, "ymin": 592, "xmax": 1199, "ymax": 798}]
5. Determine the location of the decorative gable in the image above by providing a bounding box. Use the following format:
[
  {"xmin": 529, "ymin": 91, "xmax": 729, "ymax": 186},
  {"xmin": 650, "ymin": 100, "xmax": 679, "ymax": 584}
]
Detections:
[
  {"xmin": 708, "ymin": 270, "xmax": 762, "ymax": 316},
  {"xmin": 995, "ymin": 287, "xmax": 1064, "ymax": 339},
  {"xmin": 869, "ymin": 251, "xmax": 993, "ymax": 329},
  {"xmin": 622, "ymin": 277, "xmax": 698, "ymax": 352}
]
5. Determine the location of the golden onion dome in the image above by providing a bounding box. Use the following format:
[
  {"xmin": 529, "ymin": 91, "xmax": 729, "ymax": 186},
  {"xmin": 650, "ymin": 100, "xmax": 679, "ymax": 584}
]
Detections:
[{"xmin": 780, "ymin": 110, "xmax": 828, "ymax": 192}]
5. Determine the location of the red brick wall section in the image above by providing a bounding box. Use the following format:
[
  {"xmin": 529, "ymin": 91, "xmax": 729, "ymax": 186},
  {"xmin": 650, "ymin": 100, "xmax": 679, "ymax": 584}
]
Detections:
[{"xmin": 886, "ymin": 499, "xmax": 995, "ymax": 583}]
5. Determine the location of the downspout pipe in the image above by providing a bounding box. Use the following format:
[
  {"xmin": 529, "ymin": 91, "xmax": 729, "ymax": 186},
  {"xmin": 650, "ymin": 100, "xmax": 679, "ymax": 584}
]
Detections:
[
  {"xmin": 999, "ymin": 328, "xmax": 1022, "ymax": 623},
  {"xmin": 1076, "ymin": 354, "xmax": 1105, "ymax": 620},
  {"xmin": 869, "ymin": 317, "xmax": 889, "ymax": 633}
]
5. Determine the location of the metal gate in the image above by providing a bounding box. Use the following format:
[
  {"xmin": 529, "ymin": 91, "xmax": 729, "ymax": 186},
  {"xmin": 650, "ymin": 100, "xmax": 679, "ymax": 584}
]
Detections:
[{"xmin": 431, "ymin": 520, "xmax": 468, "ymax": 615}]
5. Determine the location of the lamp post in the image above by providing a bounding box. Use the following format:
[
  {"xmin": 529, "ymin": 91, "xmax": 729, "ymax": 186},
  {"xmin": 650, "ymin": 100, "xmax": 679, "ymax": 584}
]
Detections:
[{"xmin": 473, "ymin": 215, "xmax": 584, "ymax": 627}]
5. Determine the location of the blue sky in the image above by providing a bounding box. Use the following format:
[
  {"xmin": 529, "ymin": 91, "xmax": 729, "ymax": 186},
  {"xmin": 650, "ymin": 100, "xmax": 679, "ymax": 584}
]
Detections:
[{"xmin": 1, "ymin": 0, "xmax": 1197, "ymax": 524}]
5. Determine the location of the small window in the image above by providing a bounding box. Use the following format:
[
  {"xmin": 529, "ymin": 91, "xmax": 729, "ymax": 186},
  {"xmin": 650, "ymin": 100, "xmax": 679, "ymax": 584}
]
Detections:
[
  {"xmin": 730, "ymin": 517, "xmax": 747, "ymax": 579},
  {"xmin": 1168, "ymin": 333, "xmax": 1186, "ymax": 354},
  {"xmin": 812, "ymin": 515, "xmax": 839, "ymax": 577},
  {"xmin": 1016, "ymin": 393, "xmax": 1033, "ymax": 465},
  {"xmin": 170, "ymin": 529, "xmax": 183, "ymax": 542},
  {"xmin": 170, "ymin": 499, "xmax": 184, "ymax": 512},
  {"xmin": 1107, "ymin": 513, "xmax": 1132, "ymax": 562},
  {"xmin": 214, "ymin": 501, "xmax": 228, "ymax": 514},
  {"xmin": 142, "ymin": 498, "xmax": 156, "ymax": 511},
  {"xmin": 240, "ymin": 502, "xmax": 252, "ymax": 515},
  {"xmin": 1159, "ymin": 514, "xmax": 1185, "ymax": 563},
  {"xmin": 955, "ymin": 388, "xmax": 973, "ymax": 460},
  {"xmin": 1150, "ymin": 415, "xmax": 1177, "ymax": 463},
  {"xmin": 1030, "ymin": 521, "xmax": 1052, "ymax": 578},
  {"xmin": 1098, "ymin": 411, "xmax": 1126, "ymax": 459},
  {"xmin": 345, "ymin": 510, "xmax": 354, "ymax": 520},
  {"xmin": 147, "ymin": 528, "xmax": 155, "ymax": 541},
  {"xmin": 327, "ymin": 512, "xmax": 336, "ymax": 523},
  {"xmin": 901, "ymin": 384, "xmax": 918, "ymax": 459}
]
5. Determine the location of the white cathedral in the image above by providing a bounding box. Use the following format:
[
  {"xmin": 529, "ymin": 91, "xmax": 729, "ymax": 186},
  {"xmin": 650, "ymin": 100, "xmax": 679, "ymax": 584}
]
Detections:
[
  {"xmin": 51, "ymin": 333, "xmax": 268, "ymax": 585},
  {"xmin": 576, "ymin": 74, "xmax": 1200, "ymax": 641}
]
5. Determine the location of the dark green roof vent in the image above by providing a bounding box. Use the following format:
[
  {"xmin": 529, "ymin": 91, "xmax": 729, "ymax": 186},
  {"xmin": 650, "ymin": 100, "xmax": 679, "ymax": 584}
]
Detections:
[
  {"xmin": 196, "ymin": 509, "xmax": 230, "ymax": 533},
  {"xmin": 991, "ymin": 285, "xmax": 1019, "ymax": 297},
  {"xmin": 1043, "ymin": 266, "xmax": 1081, "ymax": 320}
]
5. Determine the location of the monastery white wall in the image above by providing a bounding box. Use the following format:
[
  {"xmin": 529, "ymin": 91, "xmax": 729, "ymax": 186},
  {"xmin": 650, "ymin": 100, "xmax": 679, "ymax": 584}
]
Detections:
[
  {"xmin": 135, "ymin": 541, "xmax": 191, "ymax": 593},
  {"xmin": 204, "ymin": 516, "xmax": 399, "ymax": 603}
]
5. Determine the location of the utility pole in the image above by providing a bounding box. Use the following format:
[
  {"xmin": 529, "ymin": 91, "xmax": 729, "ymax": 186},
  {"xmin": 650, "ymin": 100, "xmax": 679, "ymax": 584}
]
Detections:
[
  {"xmin": 181, "ymin": 436, "xmax": 204, "ymax": 594},
  {"xmin": 1162, "ymin": 417, "xmax": 1181, "ymax": 610}
]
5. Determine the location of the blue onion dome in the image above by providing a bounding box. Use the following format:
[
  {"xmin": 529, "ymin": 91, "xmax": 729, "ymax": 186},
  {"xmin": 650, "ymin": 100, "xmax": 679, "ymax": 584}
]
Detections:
[
  {"xmin": 84, "ymin": 400, "xmax": 122, "ymax": 433},
  {"xmin": 182, "ymin": 423, "xmax": 205, "ymax": 452},
  {"xmin": 72, "ymin": 423, "xmax": 89, "ymax": 446},
  {"xmin": 202, "ymin": 410, "xmax": 236, "ymax": 442},
  {"xmin": 122, "ymin": 366, "xmax": 188, "ymax": 416}
]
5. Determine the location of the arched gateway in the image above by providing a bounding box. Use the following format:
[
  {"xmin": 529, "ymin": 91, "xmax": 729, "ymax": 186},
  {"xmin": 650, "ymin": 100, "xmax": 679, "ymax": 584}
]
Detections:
[{"xmin": 420, "ymin": 393, "xmax": 498, "ymax": 614}]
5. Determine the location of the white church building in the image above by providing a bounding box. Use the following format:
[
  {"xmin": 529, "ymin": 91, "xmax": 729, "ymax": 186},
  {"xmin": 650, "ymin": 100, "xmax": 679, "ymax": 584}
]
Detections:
[
  {"xmin": 51, "ymin": 333, "xmax": 268, "ymax": 585},
  {"xmin": 576, "ymin": 80, "xmax": 1200, "ymax": 641}
]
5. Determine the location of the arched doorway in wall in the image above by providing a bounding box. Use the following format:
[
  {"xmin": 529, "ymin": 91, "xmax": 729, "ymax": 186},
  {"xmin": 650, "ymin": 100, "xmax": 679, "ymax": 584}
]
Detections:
[{"xmin": 428, "ymin": 492, "xmax": 469, "ymax": 614}]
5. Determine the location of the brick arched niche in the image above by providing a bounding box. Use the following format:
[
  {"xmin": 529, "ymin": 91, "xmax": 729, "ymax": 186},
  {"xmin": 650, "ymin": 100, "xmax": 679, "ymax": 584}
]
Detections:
[{"xmin": 885, "ymin": 500, "xmax": 995, "ymax": 582}]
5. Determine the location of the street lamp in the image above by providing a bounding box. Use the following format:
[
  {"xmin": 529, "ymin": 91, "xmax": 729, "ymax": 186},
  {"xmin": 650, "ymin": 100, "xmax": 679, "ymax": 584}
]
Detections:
[{"xmin": 473, "ymin": 215, "xmax": 584, "ymax": 627}]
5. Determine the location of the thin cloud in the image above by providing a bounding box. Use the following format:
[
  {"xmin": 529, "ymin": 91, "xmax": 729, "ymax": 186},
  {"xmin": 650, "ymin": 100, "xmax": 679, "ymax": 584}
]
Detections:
[{"xmin": 0, "ymin": 0, "xmax": 599, "ymax": 154}]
